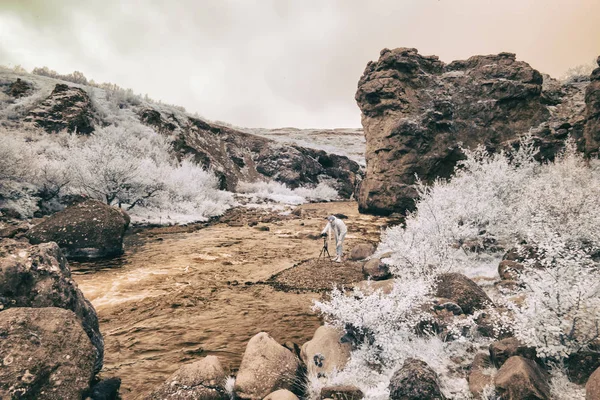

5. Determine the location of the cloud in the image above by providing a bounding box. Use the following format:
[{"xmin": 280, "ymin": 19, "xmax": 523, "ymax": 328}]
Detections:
[{"xmin": 1, "ymin": 0, "xmax": 599, "ymax": 128}]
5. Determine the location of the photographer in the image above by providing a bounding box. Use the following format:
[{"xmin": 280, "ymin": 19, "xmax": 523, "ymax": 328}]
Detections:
[{"xmin": 321, "ymin": 215, "xmax": 347, "ymax": 263}]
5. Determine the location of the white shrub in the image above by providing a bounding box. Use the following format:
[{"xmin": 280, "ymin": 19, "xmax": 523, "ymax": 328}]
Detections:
[
  {"xmin": 314, "ymin": 136, "xmax": 600, "ymax": 398},
  {"xmin": 237, "ymin": 180, "xmax": 338, "ymax": 205}
]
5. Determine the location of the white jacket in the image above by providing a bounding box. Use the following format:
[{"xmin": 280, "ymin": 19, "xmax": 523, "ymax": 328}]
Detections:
[{"xmin": 322, "ymin": 217, "xmax": 347, "ymax": 243}]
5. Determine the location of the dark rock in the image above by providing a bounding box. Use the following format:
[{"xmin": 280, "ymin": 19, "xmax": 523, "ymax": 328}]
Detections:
[
  {"xmin": 349, "ymin": 243, "xmax": 376, "ymax": 261},
  {"xmin": 566, "ymin": 351, "xmax": 600, "ymax": 385},
  {"xmin": 25, "ymin": 83, "xmax": 95, "ymax": 134},
  {"xmin": 355, "ymin": 48, "xmax": 588, "ymax": 215},
  {"xmin": 587, "ymin": 366, "xmax": 600, "ymax": 400},
  {"xmin": 0, "ymin": 239, "xmax": 104, "ymax": 372},
  {"xmin": 389, "ymin": 358, "xmax": 445, "ymax": 400},
  {"xmin": 494, "ymin": 356, "xmax": 550, "ymax": 400},
  {"xmin": 468, "ymin": 353, "xmax": 495, "ymax": 399},
  {"xmin": 27, "ymin": 199, "xmax": 129, "ymax": 260},
  {"xmin": 362, "ymin": 258, "xmax": 391, "ymax": 280},
  {"xmin": 498, "ymin": 260, "xmax": 524, "ymax": 280},
  {"xmin": 0, "ymin": 307, "xmax": 96, "ymax": 400},
  {"xmin": 584, "ymin": 56, "xmax": 600, "ymax": 157},
  {"xmin": 435, "ymin": 273, "xmax": 493, "ymax": 314},
  {"xmin": 148, "ymin": 356, "xmax": 226, "ymax": 400},
  {"xmin": 489, "ymin": 337, "xmax": 537, "ymax": 369},
  {"xmin": 161, "ymin": 114, "xmax": 362, "ymax": 198},
  {"xmin": 320, "ymin": 385, "xmax": 363, "ymax": 400},
  {"xmin": 86, "ymin": 377, "xmax": 121, "ymax": 400},
  {"xmin": 7, "ymin": 78, "xmax": 32, "ymax": 98}
]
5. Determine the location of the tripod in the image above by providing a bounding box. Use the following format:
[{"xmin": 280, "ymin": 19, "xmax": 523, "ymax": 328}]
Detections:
[{"xmin": 318, "ymin": 235, "xmax": 333, "ymax": 263}]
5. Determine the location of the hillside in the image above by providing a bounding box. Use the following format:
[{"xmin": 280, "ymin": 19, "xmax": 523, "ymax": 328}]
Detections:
[{"xmin": 0, "ymin": 67, "xmax": 362, "ymax": 223}]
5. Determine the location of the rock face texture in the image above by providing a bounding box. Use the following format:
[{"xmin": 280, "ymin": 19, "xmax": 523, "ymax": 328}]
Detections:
[
  {"xmin": 584, "ymin": 56, "xmax": 600, "ymax": 157},
  {"xmin": 0, "ymin": 307, "xmax": 96, "ymax": 400},
  {"xmin": 300, "ymin": 325, "xmax": 352, "ymax": 378},
  {"xmin": 587, "ymin": 366, "xmax": 600, "ymax": 400},
  {"xmin": 25, "ymin": 83, "xmax": 95, "ymax": 134},
  {"xmin": 0, "ymin": 239, "xmax": 104, "ymax": 372},
  {"xmin": 141, "ymin": 110, "xmax": 362, "ymax": 197},
  {"xmin": 468, "ymin": 353, "xmax": 494, "ymax": 399},
  {"xmin": 494, "ymin": 356, "xmax": 550, "ymax": 400},
  {"xmin": 389, "ymin": 358, "xmax": 445, "ymax": 400},
  {"xmin": 27, "ymin": 199, "xmax": 130, "ymax": 260},
  {"xmin": 6, "ymin": 78, "xmax": 32, "ymax": 98},
  {"xmin": 435, "ymin": 273, "xmax": 493, "ymax": 314},
  {"xmin": 356, "ymin": 48, "xmax": 590, "ymax": 215},
  {"xmin": 148, "ymin": 355, "xmax": 227, "ymax": 400},
  {"xmin": 234, "ymin": 332, "xmax": 300, "ymax": 399}
]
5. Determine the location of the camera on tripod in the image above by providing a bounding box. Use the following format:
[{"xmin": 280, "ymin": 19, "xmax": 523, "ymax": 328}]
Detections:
[{"xmin": 318, "ymin": 233, "xmax": 332, "ymax": 262}]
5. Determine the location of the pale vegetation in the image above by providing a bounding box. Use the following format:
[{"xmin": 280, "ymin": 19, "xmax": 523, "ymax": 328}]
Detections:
[{"xmin": 314, "ymin": 136, "xmax": 599, "ymax": 399}]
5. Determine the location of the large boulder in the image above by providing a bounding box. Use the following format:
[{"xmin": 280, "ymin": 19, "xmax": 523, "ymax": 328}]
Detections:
[
  {"xmin": 148, "ymin": 355, "xmax": 227, "ymax": 399},
  {"xmin": 435, "ymin": 273, "xmax": 493, "ymax": 314},
  {"xmin": 489, "ymin": 337, "xmax": 537, "ymax": 369},
  {"xmin": 25, "ymin": 83, "xmax": 95, "ymax": 134},
  {"xmin": 348, "ymin": 243, "xmax": 376, "ymax": 261},
  {"xmin": 0, "ymin": 307, "xmax": 96, "ymax": 400},
  {"xmin": 27, "ymin": 199, "xmax": 130, "ymax": 260},
  {"xmin": 587, "ymin": 366, "xmax": 600, "ymax": 400},
  {"xmin": 355, "ymin": 48, "xmax": 588, "ymax": 215},
  {"xmin": 300, "ymin": 326, "xmax": 352, "ymax": 378},
  {"xmin": 389, "ymin": 358, "xmax": 445, "ymax": 400},
  {"xmin": 0, "ymin": 239, "xmax": 104, "ymax": 372},
  {"xmin": 234, "ymin": 332, "xmax": 300, "ymax": 399},
  {"xmin": 494, "ymin": 356, "xmax": 550, "ymax": 400},
  {"xmin": 584, "ymin": 56, "xmax": 600, "ymax": 157},
  {"xmin": 146, "ymin": 112, "xmax": 362, "ymax": 198},
  {"xmin": 362, "ymin": 258, "xmax": 391, "ymax": 280}
]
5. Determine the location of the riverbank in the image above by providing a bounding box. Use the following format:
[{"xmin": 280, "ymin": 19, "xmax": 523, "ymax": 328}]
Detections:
[{"xmin": 71, "ymin": 201, "xmax": 388, "ymax": 399}]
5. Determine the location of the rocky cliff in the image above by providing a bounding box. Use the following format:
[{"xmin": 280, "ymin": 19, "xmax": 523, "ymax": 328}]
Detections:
[{"xmin": 355, "ymin": 48, "xmax": 596, "ymax": 215}]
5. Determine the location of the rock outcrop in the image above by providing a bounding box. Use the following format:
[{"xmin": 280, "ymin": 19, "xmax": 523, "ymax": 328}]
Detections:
[
  {"xmin": 0, "ymin": 239, "xmax": 104, "ymax": 372},
  {"xmin": 27, "ymin": 199, "xmax": 129, "ymax": 260},
  {"xmin": 435, "ymin": 273, "xmax": 493, "ymax": 314},
  {"xmin": 7, "ymin": 78, "xmax": 32, "ymax": 98},
  {"xmin": 148, "ymin": 356, "xmax": 227, "ymax": 399},
  {"xmin": 25, "ymin": 83, "xmax": 95, "ymax": 134},
  {"xmin": 356, "ymin": 48, "xmax": 589, "ymax": 215},
  {"xmin": 0, "ymin": 307, "xmax": 96, "ymax": 400},
  {"xmin": 234, "ymin": 332, "xmax": 300, "ymax": 399},
  {"xmin": 301, "ymin": 326, "xmax": 352, "ymax": 378},
  {"xmin": 584, "ymin": 56, "xmax": 600, "ymax": 157},
  {"xmin": 141, "ymin": 110, "xmax": 362, "ymax": 198},
  {"xmin": 494, "ymin": 356, "xmax": 550, "ymax": 400},
  {"xmin": 389, "ymin": 358, "xmax": 445, "ymax": 400}
]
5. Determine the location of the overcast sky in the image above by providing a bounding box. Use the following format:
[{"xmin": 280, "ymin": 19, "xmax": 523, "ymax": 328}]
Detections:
[{"xmin": 1, "ymin": 0, "xmax": 599, "ymax": 128}]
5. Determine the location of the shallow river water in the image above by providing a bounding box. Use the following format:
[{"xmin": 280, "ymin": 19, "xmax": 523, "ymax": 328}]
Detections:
[{"xmin": 71, "ymin": 202, "xmax": 387, "ymax": 399}]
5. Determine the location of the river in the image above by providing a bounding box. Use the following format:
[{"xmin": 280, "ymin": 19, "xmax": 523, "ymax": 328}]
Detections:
[{"xmin": 71, "ymin": 201, "xmax": 387, "ymax": 399}]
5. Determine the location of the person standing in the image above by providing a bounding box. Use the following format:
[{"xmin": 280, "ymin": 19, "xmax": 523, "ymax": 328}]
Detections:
[{"xmin": 321, "ymin": 215, "xmax": 347, "ymax": 263}]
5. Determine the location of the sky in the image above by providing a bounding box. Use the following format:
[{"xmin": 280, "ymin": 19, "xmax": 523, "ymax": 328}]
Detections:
[{"xmin": 0, "ymin": 0, "xmax": 599, "ymax": 129}]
